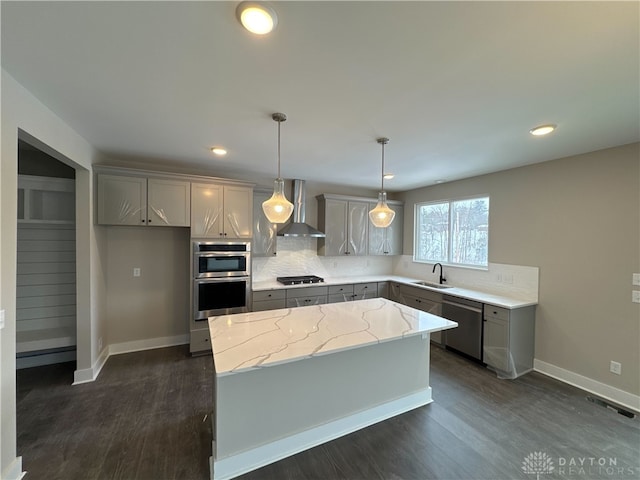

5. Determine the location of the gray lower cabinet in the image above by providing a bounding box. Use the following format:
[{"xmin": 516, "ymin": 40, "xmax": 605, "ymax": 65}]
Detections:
[
  {"xmin": 389, "ymin": 282, "xmax": 403, "ymax": 302},
  {"xmin": 377, "ymin": 282, "xmax": 389, "ymax": 299},
  {"xmin": 252, "ymin": 290, "xmax": 286, "ymax": 311},
  {"xmin": 483, "ymin": 304, "xmax": 536, "ymax": 378},
  {"xmin": 252, "ymin": 282, "xmax": 387, "ymax": 312},
  {"xmin": 328, "ymin": 284, "xmax": 354, "ymax": 303},
  {"xmin": 285, "ymin": 286, "xmax": 329, "ymax": 308},
  {"xmin": 397, "ymin": 284, "xmax": 444, "ymax": 344},
  {"xmin": 354, "ymin": 282, "xmax": 377, "ymax": 300}
]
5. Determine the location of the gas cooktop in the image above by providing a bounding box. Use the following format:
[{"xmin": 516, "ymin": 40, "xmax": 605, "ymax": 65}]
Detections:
[{"xmin": 276, "ymin": 275, "xmax": 325, "ymax": 285}]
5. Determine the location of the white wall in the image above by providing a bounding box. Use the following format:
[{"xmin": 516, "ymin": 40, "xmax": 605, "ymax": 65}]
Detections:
[
  {"xmin": 1, "ymin": 70, "xmax": 105, "ymax": 478},
  {"xmin": 398, "ymin": 143, "xmax": 640, "ymax": 404}
]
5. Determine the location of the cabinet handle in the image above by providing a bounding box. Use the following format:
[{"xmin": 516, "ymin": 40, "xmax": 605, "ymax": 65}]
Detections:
[
  {"xmin": 141, "ymin": 219, "xmax": 146, "ymax": 223},
  {"xmin": 148, "ymin": 219, "xmax": 152, "ymax": 223}
]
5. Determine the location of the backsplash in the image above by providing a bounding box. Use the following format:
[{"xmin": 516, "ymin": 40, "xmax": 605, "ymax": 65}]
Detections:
[
  {"xmin": 252, "ymin": 237, "xmax": 392, "ymax": 281},
  {"xmin": 252, "ymin": 239, "xmax": 538, "ymax": 302},
  {"xmin": 392, "ymin": 255, "xmax": 539, "ymax": 301}
]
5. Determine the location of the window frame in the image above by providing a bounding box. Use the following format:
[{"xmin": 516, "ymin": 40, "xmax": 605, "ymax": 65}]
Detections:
[{"xmin": 413, "ymin": 195, "xmax": 490, "ymax": 269}]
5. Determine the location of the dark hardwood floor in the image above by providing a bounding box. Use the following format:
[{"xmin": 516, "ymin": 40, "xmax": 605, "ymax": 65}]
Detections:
[{"xmin": 17, "ymin": 345, "xmax": 639, "ymax": 480}]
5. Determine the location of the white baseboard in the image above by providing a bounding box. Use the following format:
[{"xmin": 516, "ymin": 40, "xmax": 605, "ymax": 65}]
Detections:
[
  {"xmin": 1, "ymin": 456, "xmax": 25, "ymax": 480},
  {"xmin": 211, "ymin": 387, "xmax": 432, "ymax": 480},
  {"xmin": 108, "ymin": 334, "xmax": 189, "ymax": 356},
  {"xmin": 534, "ymin": 359, "xmax": 640, "ymax": 413},
  {"xmin": 73, "ymin": 345, "xmax": 109, "ymax": 385},
  {"xmin": 72, "ymin": 334, "xmax": 188, "ymax": 385}
]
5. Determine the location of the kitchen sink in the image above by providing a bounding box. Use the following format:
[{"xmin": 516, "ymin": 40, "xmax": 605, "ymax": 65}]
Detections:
[{"xmin": 412, "ymin": 281, "xmax": 452, "ymax": 289}]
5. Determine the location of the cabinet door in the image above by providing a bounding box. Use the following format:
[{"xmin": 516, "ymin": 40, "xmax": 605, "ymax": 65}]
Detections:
[
  {"xmin": 387, "ymin": 204, "xmax": 403, "ymax": 255},
  {"xmin": 389, "ymin": 282, "xmax": 403, "ymax": 302},
  {"xmin": 252, "ymin": 191, "xmax": 277, "ymax": 256},
  {"xmin": 368, "ymin": 203, "xmax": 403, "ymax": 255},
  {"xmin": 98, "ymin": 174, "xmax": 146, "ymax": 225},
  {"xmin": 368, "ymin": 201, "xmax": 386, "ymax": 255},
  {"xmin": 483, "ymin": 316, "xmax": 510, "ymax": 371},
  {"xmin": 147, "ymin": 178, "xmax": 190, "ymax": 227},
  {"xmin": 377, "ymin": 282, "xmax": 389, "ymax": 299},
  {"xmin": 324, "ymin": 199, "xmax": 348, "ymax": 256},
  {"xmin": 191, "ymin": 183, "xmax": 223, "ymax": 237},
  {"xmin": 347, "ymin": 201, "xmax": 369, "ymax": 256},
  {"xmin": 223, "ymin": 185, "xmax": 253, "ymax": 238}
]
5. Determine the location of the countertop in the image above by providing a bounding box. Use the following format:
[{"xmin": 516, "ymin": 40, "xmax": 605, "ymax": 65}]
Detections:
[
  {"xmin": 252, "ymin": 275, "xmax": 537, "ymax": 309},
  {"xmin": 208, "ymin": 298, "xmax": 457, "ymax": 376}
]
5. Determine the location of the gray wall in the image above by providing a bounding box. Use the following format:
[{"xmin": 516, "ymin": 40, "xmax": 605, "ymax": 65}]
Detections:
[{"xmin": 399, "ymin": 143, "xmax": 640, "ymax": 396}]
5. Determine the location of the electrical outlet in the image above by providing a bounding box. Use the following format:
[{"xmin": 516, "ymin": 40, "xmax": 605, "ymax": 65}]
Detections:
[
  {"xmin": 633, "ymin": 291, "xmax": 640, "ymax": 304},
  {"xmin": 610, "ymin": 361, "xmax": 622, "ymax": 375},
  {"xmin": 0, "ymin": 309, "xmax": 5, "ymax": 330},
  {"xmin": 633, "ymin": 274, "xmax": 640, "ymax": 286},
  {"xmin": 133, "ymin": 267, "xmax": 141, "ymax": 277}
]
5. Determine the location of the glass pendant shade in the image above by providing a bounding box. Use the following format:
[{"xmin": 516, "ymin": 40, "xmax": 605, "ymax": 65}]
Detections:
[
  {"xmin": 369, "ymin": 191, "xmax": 395, "ymax": 228},
  {"xmin": 262, "ymin": 178, "xmax": 294, "ymax": 223}
]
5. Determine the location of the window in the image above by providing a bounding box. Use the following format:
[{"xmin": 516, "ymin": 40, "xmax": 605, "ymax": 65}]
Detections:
[{"xmin": 414, "ymin": 196, "xmax": 489, "ymax": 267}]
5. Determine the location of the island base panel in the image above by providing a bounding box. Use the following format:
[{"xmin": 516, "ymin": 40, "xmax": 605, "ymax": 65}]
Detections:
[{"xmin": 211, "ymin": 335, "xmax": 432, "ymax": 480}]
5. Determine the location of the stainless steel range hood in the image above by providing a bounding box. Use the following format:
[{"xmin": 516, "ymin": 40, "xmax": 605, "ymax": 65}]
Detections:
[{"xmin": 277, "ymin": 179, "xmax": 325, "ymax": 237}]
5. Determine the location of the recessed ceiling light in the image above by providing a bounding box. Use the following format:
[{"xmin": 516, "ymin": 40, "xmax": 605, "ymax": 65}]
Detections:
[
  {"xmin": 211, "ymin": 147, "xmax": 227, "ymax": 156},
  {"xmin": 529, "ymin": 124, "xmax": 556, "ymax": 136},
  {"xmin": 383, "ymin": 173, "xmax": 394, "ymax": 180},
  {"xmin": 236, "ymin": 2, "xmax": 277, "ymax": 35}
]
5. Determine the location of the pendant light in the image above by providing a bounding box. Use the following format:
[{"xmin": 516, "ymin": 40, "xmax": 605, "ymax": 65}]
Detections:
[
  {"xmin": 262, "ymin": 113, "xmax": 294, "ymax": 224},
  {"xmin": 368, "ymin": 137, "xmax": 396, "ymax": 228}
]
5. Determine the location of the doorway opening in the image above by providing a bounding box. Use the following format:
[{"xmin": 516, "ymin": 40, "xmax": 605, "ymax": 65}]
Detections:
[{"xmin": 16, "ymin": 138, "xmax": 77, "ymax": 370}]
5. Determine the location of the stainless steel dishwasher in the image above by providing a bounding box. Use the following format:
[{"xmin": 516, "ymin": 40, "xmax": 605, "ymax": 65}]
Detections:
[{"xmin": 442, "ymin": 295, "xmax": 484, "ymax": 362}]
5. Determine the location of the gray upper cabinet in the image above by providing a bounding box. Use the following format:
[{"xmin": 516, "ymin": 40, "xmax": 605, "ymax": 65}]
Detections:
[
  {"xmin": 317, "ymin": 195, "xmax": 370, "ymax": 256},
  {"xmin": 252, "ymin": 189, "xmax": 277, "ymax": 256},
  {"xmin": 98, "ymin": 174, "xmax": 190, "ymax": 227},
  {"xmin": 368, "ymin": 202, "xmax": 403, "ymax": 255},
  {"xmin": 191, "ymin": 183, "xmax": 252, "ymax": 238}
]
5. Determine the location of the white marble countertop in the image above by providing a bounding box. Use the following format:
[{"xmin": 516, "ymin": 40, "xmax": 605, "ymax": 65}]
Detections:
[
  {"xmin": 252, "ymin": 275, "xmax": 537, "ymax": 309},
  {"xmin": 209, "ymin": 298, "xmax": 457, "ymax": 377}
]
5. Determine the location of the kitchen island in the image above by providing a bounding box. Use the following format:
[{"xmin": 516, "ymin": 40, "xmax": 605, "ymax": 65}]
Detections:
[{"xmin": 208, "ymin": 298, "xmax": 457, "ymax": 480}]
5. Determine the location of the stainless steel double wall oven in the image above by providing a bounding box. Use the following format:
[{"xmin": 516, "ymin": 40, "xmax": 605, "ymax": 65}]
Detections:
[{"xmin": 192, "ymin": 241, "xmax": 251, "ymax": 321}]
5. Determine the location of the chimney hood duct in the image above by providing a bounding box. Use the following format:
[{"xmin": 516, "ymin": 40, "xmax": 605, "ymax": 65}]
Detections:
[{"xmin": 277, "ymin": 179, "xmax": 325, "ymax": 237}]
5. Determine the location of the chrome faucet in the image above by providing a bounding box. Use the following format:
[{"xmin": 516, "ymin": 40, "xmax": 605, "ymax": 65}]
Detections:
[{"xmin": 432, "ymin": 263, "xmax": 446, "ymax": 285}]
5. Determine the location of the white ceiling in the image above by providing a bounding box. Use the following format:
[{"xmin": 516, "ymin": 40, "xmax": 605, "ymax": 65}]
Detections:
[{"xmin": 2, "ymin": 1, "xmax": 638, "ymax": 191}]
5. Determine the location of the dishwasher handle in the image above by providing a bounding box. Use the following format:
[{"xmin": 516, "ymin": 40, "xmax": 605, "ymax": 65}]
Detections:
[{"xmin": 442, "ymin": 299, "xmax": 483, "ymax": 314}]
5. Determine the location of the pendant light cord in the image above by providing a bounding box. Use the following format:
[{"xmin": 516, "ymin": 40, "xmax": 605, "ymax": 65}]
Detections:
[
  {"xmin": 380, "ymin": 140, "xmax": 385, "ymax": 192},
  {"xmin": 277, "ymin": 118, "xmax": 281, "ymax": 178},
  {"xmin": 377, "ymin": 137, "xmax": 389, "ymax": 193}
]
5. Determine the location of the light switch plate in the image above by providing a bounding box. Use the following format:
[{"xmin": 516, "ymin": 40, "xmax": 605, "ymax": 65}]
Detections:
[
  {"xmin": 0, "ymin": 309, "xmax": 5, "ymax": 329},
  {"xmin": 633, "ymin": 291, "xmax": 640, "ymax": 304},
  {"xmin": 633, "ymin": 273, "xmax": 640, "ymax": 286},
  {"xmin": 133, "ymin": 267, "xmax": 141, "ymax": 277}
]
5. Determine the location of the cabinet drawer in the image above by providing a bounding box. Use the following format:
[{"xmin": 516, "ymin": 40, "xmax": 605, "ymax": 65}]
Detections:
[
  {"xmin": 252, "ymin": 299, "xmax": 287, "ymax": 311},
  {"xmin": 354, "ymin": 282, "xmax": 377, "ymax": 296},
  {"xmin": 286, "ymin": 286, "xmax": 328, "ymax": 298},
  {"xmin": 328, "ymin": 284, "xmax": 353, "ymax": 295},
  {"xmin": 190, "ymin": 328, "xmax": 211, "ymax": 353},
  {"xmin": 286, "ymin": 296, "xmax": 327, "ymax": 308},
  {"xmin": 328, "ymin": 293, "xmax": 353, "ymax": 303},
  {"xmin": 253, "ymin": 290, "xmax": 286, "ymax": 302},
  {"xmin": 484, "ymin": 304, "xmax": 509, "ymax": 321}
]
